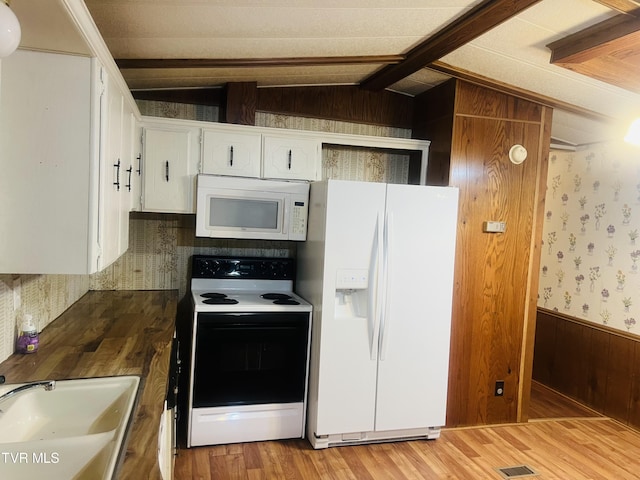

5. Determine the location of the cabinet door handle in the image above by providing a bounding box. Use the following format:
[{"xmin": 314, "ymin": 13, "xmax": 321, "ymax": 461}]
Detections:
[
  {"xmin": 230, "ymin": 145, "xmax": 234, "ymax": 167},
  {"xmin": 126, "ymin": 166, "xmax": 133, "ymax": 192},
  {"xmin": 288, "ymin": 149, "xmax": 292, "ymax": 170},
  {"xmin": 165, "ymin": 161, "xmax": 169, "ymax": 182},
  {"xmin": 114, "ymin": 159, "xmax": 121, "ymax": 191},
  {"xmin": 136, "ymin": 154, "xmax": 142, "ymax": 176}
]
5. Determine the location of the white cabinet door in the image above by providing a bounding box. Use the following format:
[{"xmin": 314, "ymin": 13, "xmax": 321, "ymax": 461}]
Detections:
[
  {"xmin": 262, "ymin": 134, "xmax": 320, "ymax": 181},
  {"xmin": 142, "ymin": 125, "xmax": 199, "ymax": 213},
  {"xmin": 0, "ymin": 50, "xmax": 96, "ymax": 274},
  {"xmin": 129, "ymin": 117, "xmax": 143, "ymax": 212},
  {"xmin": 121, "ymin": 109, "xmax": 140, "ymax": 211},
  {"xmin": 201, "ymin": 128, "xmax": 261, "ymax": 177},
  {"xmin": 99, "ymin": 70, "xmax": 125, "ymax": 270}
]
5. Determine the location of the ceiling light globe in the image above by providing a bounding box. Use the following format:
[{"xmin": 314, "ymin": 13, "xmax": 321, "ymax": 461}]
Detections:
[{"xmin": 0, "ymin": 2, "xmax": 20, "ymax": 58}]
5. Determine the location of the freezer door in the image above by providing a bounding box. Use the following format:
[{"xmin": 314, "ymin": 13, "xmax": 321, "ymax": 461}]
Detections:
[
  {"xmin": 313, "ymin": 180, "xmax": 387, "ymax": 436},
  {"xmin": 374, "ymin": 184, "xmax": 459, "ymax": 432}
]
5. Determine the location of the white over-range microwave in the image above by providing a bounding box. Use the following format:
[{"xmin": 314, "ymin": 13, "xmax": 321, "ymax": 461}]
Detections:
[{"xmin": 195, "ymin": 174, "xmax": 309, "ymax": 241}]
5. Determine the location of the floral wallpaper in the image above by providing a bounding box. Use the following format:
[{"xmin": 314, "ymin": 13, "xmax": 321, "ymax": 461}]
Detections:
[{"xmin": 538, "ymin": 141, "xmax": 640, "ymax": 335}]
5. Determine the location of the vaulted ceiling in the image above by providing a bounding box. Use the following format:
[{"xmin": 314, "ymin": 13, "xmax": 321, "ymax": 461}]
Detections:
[{"xmin": 12, "ymin": 0, "xmax": 640, "ymax": 147}]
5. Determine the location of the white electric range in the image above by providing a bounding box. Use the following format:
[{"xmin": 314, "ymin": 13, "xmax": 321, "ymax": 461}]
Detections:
[{"xmin": 186, "ymin": 255, "xmax": 312, "ymax": 447}]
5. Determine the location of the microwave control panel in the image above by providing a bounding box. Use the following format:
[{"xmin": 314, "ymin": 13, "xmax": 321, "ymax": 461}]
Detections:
[{"xmin": 289, "ymin": 199, "xmax": 308, "ymax": 241}]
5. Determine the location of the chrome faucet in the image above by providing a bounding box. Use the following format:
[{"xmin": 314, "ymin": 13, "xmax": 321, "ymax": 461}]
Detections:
[{"xmin": 0, "ymin": 380, "xmax": 56, "ymax": 406}]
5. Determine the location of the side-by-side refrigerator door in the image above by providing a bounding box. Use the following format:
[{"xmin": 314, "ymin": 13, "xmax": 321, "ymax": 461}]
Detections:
[
  {"xmin": 314, "ymin": 180, "xmax": 387, "ymax": 436},
  {"xmin": 374, "ymin": 184, "xmax": 459, "ymax": 432}
]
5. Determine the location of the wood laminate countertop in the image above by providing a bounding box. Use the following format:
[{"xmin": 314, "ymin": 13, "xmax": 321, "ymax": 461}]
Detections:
[{"xmin": 0, "ymin": 290, "xmax": 178, "ymax": 480}]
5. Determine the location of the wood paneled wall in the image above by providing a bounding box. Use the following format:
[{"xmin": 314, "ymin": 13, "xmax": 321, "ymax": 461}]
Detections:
[
  {"xmin": 534, "ymin": 308, "xmax": 640, "ymax": 428},
  {"xmin": 133, "ymin": 84, "xmax": 414, "ymax": 129},
  {"xmin": 413, "ymin": 79, "xmax": 552, "ymax": 427}
]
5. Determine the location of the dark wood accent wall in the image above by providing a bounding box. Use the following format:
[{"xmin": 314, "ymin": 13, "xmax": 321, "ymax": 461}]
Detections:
[
  {"xmin": 413, "ymin": 79, "xmax": 552, "ymax": 427},
  {"xmin": 534, "ymin": 308, "xmax": 640, "ymax": 429},
  {"xmin": 132, "ymin": 88, "xmax": 223, "ymax": 107},
  {"xmin": 133, "ymin": 84, "xmax": 414, "ymax": 129},
  {"xmin": 224, "ymin": 82, "xmax": 257, "ymax": 125},
  {"xmin": 412, "ymin": 80, "xmax": 456, "ymax": 185},
  {"xmin": 256, "ymin": 85, "xmax": 413, "ymax": 129}
]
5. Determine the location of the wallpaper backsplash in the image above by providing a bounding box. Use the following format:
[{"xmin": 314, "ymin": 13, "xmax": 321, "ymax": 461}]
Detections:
[
  {"xmin": 538, "ymin": 142, "xmax": 640, "ymax": 335},
  {"xmin": 0, "ymin": 101, "xmax": 412, "ymax": 363}
]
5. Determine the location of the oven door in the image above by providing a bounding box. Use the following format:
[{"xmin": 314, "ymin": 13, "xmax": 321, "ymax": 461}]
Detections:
[{"xmin": 191, "ymin": 312, "xmax": 310, "ymax": 408}]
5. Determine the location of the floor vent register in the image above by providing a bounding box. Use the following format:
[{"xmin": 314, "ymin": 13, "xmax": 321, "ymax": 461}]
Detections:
[{"xmin": 496, "ymin": 465, "xmax": 538, "ymax": 479}]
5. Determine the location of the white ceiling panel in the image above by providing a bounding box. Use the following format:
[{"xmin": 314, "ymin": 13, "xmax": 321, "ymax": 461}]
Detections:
[
  {"xmin": 85, "ymin": 1, "xmax": 480, "ymax": 58},
  {"xmin": 552, "ymin": 109, "xmax": 617, "ymax": 146}
]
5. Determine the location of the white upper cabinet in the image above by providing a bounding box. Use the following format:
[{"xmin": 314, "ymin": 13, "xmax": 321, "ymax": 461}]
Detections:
[
  {"xmin": 0, "ymin": 50, "xmax": 95, "ymax": 274},
  {"xmin": 142, "ymin": 120, "xmax": 200, "ymax": 214},
  {"xmin": 202, "ymin": 127, "xmax": 261, "ymax": 178},
  {"xmin": 0, "ymin": 50, "xmax": 137, "ymax": 274},
  {"xmin": 201, "ymin": 125, "xmax": 320, "ymax": 181},
  {"xmin": 138, "ymin": 117, "xmax": 431, "ymax": 213},
  {"xmin": 262, "ymin": 133, "xmax": 320, "ymax": 181}
]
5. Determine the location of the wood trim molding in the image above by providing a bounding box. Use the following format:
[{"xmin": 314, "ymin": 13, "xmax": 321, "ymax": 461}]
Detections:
[
  {"xmin": 115, "ymin": 55, "xmax": 404, "ymax": 70},
  {"xmin": 428, "ymin": 61, "xmax": 614, "ymax": 124},
  {"xmin": 592, "ymin": 0, "xmax": 640, "ymax": 15},
  {"xmin": 359, "ymin": 0, "xmax": 543, "ymax": 91},
  {"xmin": 517, "ymin": 105, "xmax": 552, "ymax": 424}
]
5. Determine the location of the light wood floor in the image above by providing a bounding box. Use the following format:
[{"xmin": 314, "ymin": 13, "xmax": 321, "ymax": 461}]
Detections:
[
  {"xmin": 175, "ymin": 385, "xmax": 633, "ymax": 480},
  {"xmin": 528, "ymin": 381, "xmax": 603, "ymax": 420}
]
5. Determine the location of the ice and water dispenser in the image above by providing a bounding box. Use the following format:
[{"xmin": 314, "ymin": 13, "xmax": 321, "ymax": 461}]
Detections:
[{"xmin": 334, "ymin": 269, "xmax": 370, "ymax": 318}]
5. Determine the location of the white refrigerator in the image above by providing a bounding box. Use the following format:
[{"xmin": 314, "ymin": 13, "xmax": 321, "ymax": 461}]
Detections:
[{"xmin": 297, "ymin": 179, "xmax": 459, "ymax": 448}]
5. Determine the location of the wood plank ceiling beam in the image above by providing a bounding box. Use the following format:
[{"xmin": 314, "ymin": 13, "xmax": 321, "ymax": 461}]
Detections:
[
  {"xmin": 547, "ymin": 3, "xmax": 640, "ymax": 95},
  {"xmin": 359, "ymin": 0, "xmax": 543, "ymax": 91},
  {"xmin": 115, "ymin": 55, "xmax": 403, "ymax": 70},
  {"xmin": 547, "ymin": 14, "xmax": 640, "ymax": 64}
]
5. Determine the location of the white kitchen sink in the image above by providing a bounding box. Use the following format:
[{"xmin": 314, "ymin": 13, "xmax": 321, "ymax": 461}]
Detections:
[{"xmin": 0, "ymin": 375, "xmax": 140, "ymax": 480}]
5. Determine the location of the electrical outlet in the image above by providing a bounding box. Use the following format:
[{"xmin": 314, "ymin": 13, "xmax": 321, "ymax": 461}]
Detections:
[{"xmin": 495, "ymin": 381, "xmax": 505, "ymax": 396}]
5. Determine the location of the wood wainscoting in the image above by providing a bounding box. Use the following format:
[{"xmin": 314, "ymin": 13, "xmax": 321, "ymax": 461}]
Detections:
[{"xmin": 533, "ymin": 308, "xmax": 640, "ymax": 429}]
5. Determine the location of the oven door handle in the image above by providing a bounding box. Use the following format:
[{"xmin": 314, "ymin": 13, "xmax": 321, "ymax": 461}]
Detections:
[{"xmin": 368, "ymin": 212, "xmax": 382, "ymax": 361}]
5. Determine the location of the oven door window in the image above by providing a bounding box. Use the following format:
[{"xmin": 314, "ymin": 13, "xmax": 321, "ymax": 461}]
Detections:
[{"xmin": 192, "ymin": 312, "xmax": 309, "ymax": 408}]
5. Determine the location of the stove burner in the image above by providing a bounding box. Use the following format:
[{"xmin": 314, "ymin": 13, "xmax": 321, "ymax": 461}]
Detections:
[
  {"xmin": 202, "ymin": 298, "xmax": 239, "ymax": 305},
  {"xmin": 261, "ymin": 293, "xmax": 292, "ymax": 300},
  {"xmin": 273, "ymin": 299, "xmax": 301, "ymax": 305},
  {"xmin": 201, "ymin": 292, "xmax": 228, "ymax": 299}
]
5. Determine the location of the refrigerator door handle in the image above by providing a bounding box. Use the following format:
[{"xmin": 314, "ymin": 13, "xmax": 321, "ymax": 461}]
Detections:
[
  {"xmin": 368, "ymin": 213, "xmax": 383, "ymax": 360},
  {"xmin": 379, "ymin": 210, "xmax": 393, "ymax": 361}
]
